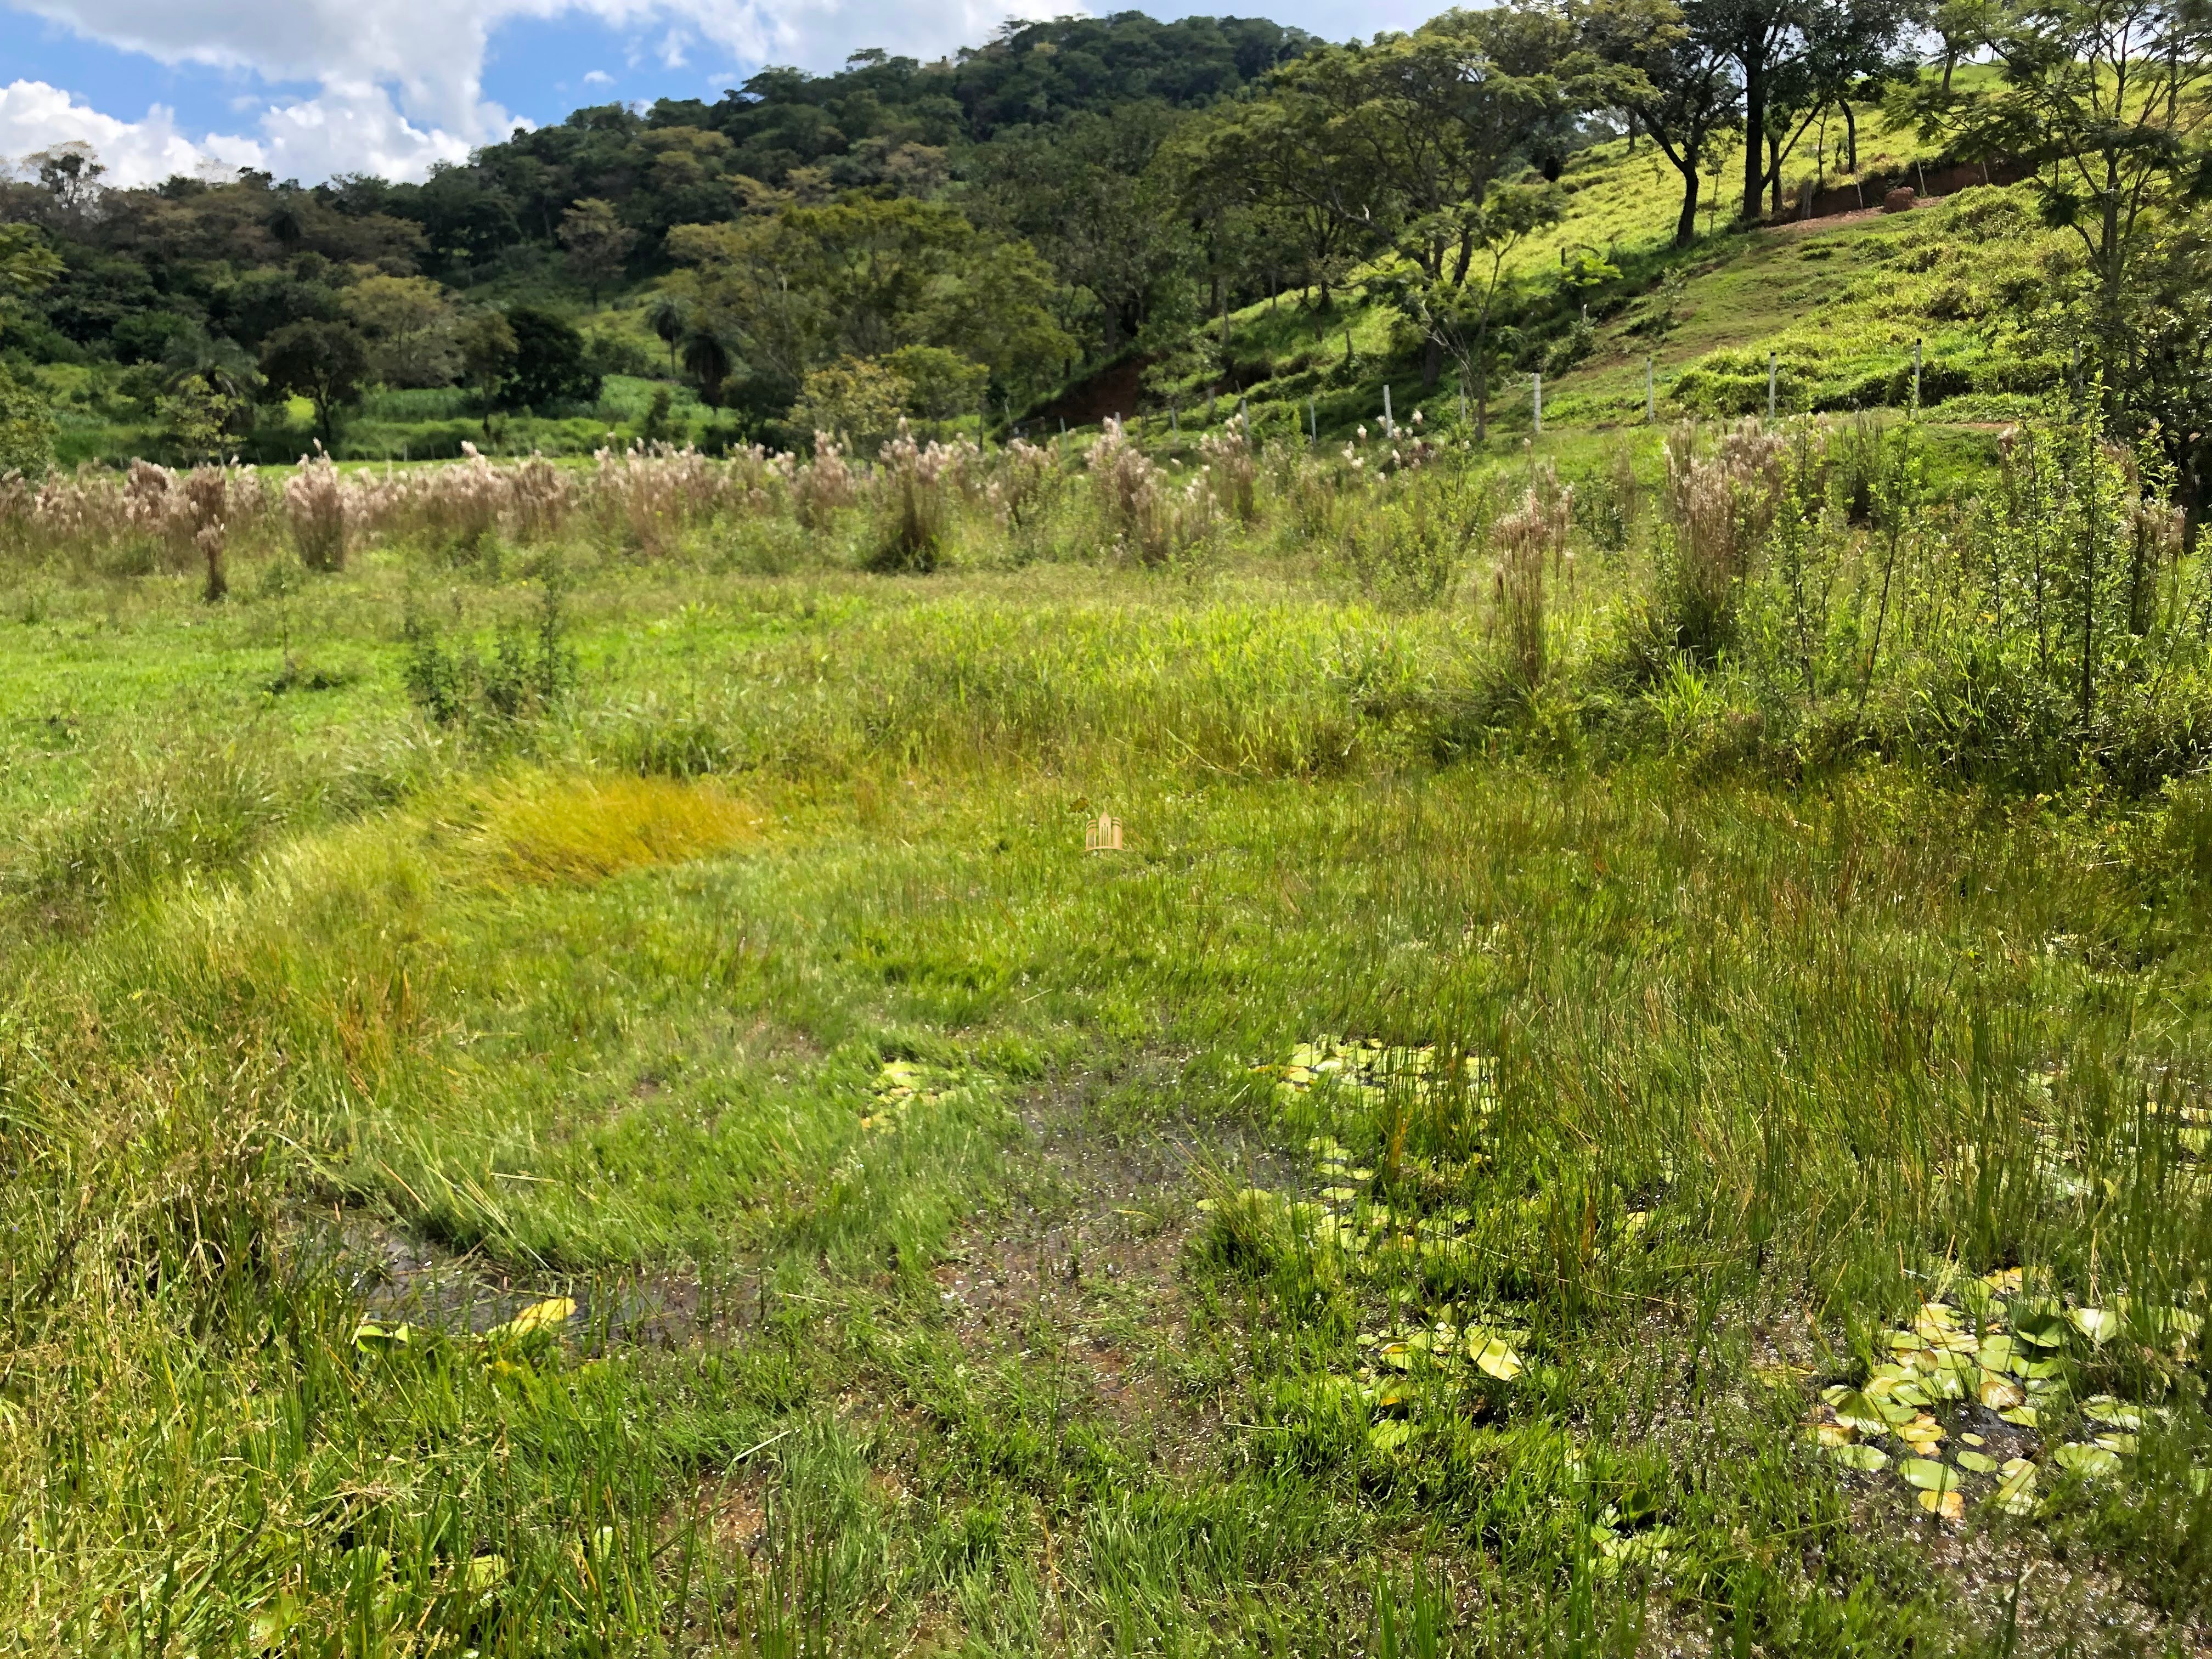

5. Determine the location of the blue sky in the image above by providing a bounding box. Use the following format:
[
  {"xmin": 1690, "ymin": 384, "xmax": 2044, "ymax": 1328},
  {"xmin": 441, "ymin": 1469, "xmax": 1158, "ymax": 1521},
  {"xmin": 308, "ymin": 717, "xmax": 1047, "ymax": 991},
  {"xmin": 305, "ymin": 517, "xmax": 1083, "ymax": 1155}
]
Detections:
[{"xmin": 0, "ymin": 0, "xmax": 1444, "ymax": 184}]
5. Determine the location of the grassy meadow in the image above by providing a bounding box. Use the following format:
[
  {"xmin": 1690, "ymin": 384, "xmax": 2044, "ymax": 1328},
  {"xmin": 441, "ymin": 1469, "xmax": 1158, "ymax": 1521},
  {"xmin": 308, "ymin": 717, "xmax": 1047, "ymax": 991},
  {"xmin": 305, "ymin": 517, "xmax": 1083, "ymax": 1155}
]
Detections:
[{"xmin": 8, "ymin": 393, "xmax": 2212, "ymax": 1658}]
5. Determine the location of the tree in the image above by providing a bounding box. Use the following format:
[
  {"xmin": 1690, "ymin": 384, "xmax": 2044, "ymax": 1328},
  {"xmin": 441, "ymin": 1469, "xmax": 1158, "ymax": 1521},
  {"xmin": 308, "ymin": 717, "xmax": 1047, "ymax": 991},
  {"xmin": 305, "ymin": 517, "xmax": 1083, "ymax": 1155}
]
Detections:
[
  {"xmin": 883, "ymin": 345, "xmax": 990, "ymax": 422},
  {"xmin": 1703, "ymin": 0, "xmax": 1812, "ymax": 221},
  {"xmin": 647, "ymin": 290, "xmax": 690, "ymax": 371},
  {"xmin": 558, "ymin": 198, "xmax": 638, "ymax": 308},
  {"xmin": 791, "ymin": 356, "xmax": 912, "ymax": 448},
  {"xmin": 0, "ymin": 224, "xmax": 63, "ymax": 336},
  {"xmin": 341, "ymin": 274, "xmax": 461, "ymax": 386},
  {"xmin": 1755, "ymin": 0, "xmax": 1919, "ymax": 215},
  {"xmin": 503, "ymin": 306, "xmax": 601, "ymax": 409},
  {"xmin": 670, "ymin": 196, "xmax": 1071, "ymax": 408},
  {"xmin": 681, "ymin": 327, "xmax": 732, "ymax": 406},
  {"xmin": 25, "ymin": 142, "xmax": 106, "ymax": 225},
  {"xmin": 458, "ymin": 309, "xmax": 518, "ymax": 435},
  {"xmin": 157, "ymin": 374, "xmax": 247, "ymax": 464},
  {"xmin": 1935, "ymin": 0, "xmax": 2212, "ymax": 386},
  {"xmin": 1931, "ymin": 0, "xmax": 1985, "ymax": 91},
  {"xmin": 1255, "ymin": 5, "xmax": 1589, "ymax": 385},
  {"xmin": 157, "ymin": 331, "xmax": 262, "ymax": 406},
  {"xmin": 1385, "ymin": 182, "xmax": 1562, "ymax": 435},
  {"xmin": 1165, "ymin": 87, "xmax": 1391, "ymax": 315},
  {"xmin": 0, "ymin": 363, "xmax": 57, "ymax": 481},
  {"xmin": 259, "ymin": 319, "xmax": 370, "ymax": 445},
  {"xmin": 2108, "ymin": 219, "xmax": 2212, "ymax": 522},
  {"xmin": 1583, "ymin": 0, "xmax": 1742, "ymax": 245}
]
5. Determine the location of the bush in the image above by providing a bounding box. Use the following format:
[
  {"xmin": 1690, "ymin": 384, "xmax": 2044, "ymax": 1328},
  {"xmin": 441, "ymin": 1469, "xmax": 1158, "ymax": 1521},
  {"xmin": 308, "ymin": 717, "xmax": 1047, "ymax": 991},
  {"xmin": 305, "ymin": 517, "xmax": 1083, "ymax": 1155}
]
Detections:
[
  {"xmin": 402, "ymin": 566, "xmax": 574, "ymax": 731},
  {"xmin": 872, "ymin": 421, "xmax": 958, "ymax": 573},
  {"xmin": 503, "ymin": 308, "xmax": 601, "ymax": 411},
  {"xmin": 1341, "ymin": 474, "xmax": 1485, "ymax": 610},
  {"xmin": 0, "ymin": 362, "xmax": 57, "ymax": 479}
]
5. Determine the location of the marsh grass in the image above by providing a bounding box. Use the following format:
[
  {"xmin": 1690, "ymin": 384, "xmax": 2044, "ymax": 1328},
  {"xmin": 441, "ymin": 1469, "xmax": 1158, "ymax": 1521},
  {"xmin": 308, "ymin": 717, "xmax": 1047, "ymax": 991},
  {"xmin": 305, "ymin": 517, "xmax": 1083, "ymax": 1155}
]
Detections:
[{"xmin": 6, "ymin": 414, "xmax": 2212, "ymax": 1653}]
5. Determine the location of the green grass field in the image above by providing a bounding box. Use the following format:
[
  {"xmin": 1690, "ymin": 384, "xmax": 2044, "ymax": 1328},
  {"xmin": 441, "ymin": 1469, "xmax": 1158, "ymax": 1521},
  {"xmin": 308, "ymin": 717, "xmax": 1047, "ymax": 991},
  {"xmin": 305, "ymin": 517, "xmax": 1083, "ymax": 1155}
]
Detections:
[{"xmin": 7, "ymin": 411, "xmax": 2212, "ymax": 1656}]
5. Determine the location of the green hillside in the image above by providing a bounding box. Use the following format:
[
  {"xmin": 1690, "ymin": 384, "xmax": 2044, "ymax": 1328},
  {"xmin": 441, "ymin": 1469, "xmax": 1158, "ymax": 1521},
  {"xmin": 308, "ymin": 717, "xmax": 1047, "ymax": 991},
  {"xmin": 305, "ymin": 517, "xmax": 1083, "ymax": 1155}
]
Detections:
[{"xmin": 1132, "ymin": 95, "xmax": 2046, "ymax": 448}]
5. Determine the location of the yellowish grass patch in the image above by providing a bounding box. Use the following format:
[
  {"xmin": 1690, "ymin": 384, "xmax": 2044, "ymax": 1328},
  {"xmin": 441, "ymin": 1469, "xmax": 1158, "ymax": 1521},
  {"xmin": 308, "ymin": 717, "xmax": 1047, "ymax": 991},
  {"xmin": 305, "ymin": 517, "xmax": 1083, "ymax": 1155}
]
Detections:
[{"xmin": 478, "ymin": 774, "xmax": 760, "ymax": 884}]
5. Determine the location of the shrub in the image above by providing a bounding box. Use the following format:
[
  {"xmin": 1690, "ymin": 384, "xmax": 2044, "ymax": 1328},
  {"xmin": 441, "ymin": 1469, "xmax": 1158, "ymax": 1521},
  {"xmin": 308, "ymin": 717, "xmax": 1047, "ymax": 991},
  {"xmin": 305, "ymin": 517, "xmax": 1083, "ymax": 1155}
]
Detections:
[
  {"xmin": 283, "ymin": 447, "xmax": 347, "ymax": 571},
  {"xmin": 1490, "ymin": 472, "xmax": 1572, "ymax": 693},
  {"xmin": 0, "ymin": 363, "xmax": 57, "ymax": 481},
  {"xmin": 1198, "ymin": 425, "xmax": 1258, "ymax": 522},
  {"xmin": 873, "ymin": 420, "xmax": 956, "ymax": 573},
  {"xmin": 1089, "ymin": 417, "xmax": 1202, "ymax": 565},
  {"xmin": 1341, "ymin": 473, "xmax": 1485, "ymax": 610},
  {"xmin": 792, "ymin": 435, "xmax": 858, "ymax": 530},
  {"xmin": 402, "ymin": 565, "xmax": 574, "ymax": 732},
  {"xmin": 183, "ymin": 465, "xmax": 229, "ymax": 601},
  {"xmin": 1655, "ymin": 420, "xmax": 1786, "ymax": 662}
]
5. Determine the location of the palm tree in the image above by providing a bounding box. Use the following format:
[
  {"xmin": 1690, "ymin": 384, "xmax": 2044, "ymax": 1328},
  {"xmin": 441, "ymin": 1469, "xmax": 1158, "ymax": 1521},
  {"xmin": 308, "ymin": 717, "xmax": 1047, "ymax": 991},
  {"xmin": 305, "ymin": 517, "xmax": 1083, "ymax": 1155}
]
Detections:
[
  {"xmin": 680, "ymin": 328, "xmax": 731, "ymax": 407},
  {"xmin": 648, "ymin": 292, "xmax": 690, "ymax": 374}
]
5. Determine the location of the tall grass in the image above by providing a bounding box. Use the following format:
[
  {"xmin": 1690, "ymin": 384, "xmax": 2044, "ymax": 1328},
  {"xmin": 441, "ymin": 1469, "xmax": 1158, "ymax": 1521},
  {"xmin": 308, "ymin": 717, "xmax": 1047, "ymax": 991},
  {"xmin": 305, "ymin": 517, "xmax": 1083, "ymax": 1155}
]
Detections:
[{"xmin": 8, "ymin": 405, "xmax": 2212, "ymax": 1651}]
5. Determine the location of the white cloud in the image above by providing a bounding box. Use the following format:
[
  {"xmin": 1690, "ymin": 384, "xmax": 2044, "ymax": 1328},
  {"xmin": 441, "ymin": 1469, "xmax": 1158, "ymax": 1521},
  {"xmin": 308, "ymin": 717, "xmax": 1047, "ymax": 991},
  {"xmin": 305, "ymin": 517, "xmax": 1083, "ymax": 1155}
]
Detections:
[
  {"xmin": 0, "ymin": 76, "xmax": 478, "ymax": 183},
  {"xmin": 4, "ymin": 0, "xmax": 1076, "ymax": 184},
  {"xmin": 582, "ymin": 69, "xmax": 614, "ymax": 84},
  {"xmin": 0, "ymin": 77, "xmax": 258, "ymax": 179}
]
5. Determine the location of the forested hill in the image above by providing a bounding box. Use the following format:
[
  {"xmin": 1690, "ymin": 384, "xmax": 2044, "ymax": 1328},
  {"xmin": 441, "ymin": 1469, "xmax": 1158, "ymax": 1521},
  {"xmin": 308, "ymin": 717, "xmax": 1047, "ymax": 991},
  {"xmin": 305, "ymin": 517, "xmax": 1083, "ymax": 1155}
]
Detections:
[
  {"xmin": 338, "ymin": 13, "xmax": 1316, "ymax": 269},
  {"xmin": 4, "ymin": 12, "xmax": 1311, "ymax": 292},
  {"xmin": 0, "ymin": 10, "xmax": 1328, "ymax": 459},
  {"xmin": 8, "ymin": 0, "xmax": 2205, "ymax": 492}
]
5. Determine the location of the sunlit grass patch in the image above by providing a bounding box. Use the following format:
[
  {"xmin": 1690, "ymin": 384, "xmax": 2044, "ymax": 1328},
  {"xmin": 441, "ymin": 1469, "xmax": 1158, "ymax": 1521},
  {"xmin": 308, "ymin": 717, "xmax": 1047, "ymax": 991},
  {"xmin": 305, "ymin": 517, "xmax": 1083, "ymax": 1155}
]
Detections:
[{"xmin": 473, "ymin": 771, "xmax": 763, "ymax": 884}]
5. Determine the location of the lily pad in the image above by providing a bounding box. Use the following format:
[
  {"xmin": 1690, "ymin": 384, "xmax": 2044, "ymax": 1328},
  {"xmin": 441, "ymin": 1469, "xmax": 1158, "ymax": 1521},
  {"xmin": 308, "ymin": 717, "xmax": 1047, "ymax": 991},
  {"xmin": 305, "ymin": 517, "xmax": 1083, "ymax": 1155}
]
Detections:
[
  {"xmin": 1468, "ymin": 1334, "xmax": 1523, "ymax": 1381},
  {"xmin": 1900, "ymin": 1458, "xmax": 1957, "ymax": 1493},
  {"xmin": 1993, "ymin": 1460, "xmax": 2039, "ymax": 1515},
  {"xmin": 2053, "ymin": 1442, "xmax": 2122, "ymax": 1479},
  {"xmin": 1916, "ymin": 1301, "xmax": 1960, "ymax": 1331},
  {"xmin": 1827, "ymin": 1442, "xmax": 1891, "ymax": 1471},
  {"xmin": 1827, "ymin": 1390, "xmax": 1893, "ymax": 1435},
  {"xmin": 1955, "ymin": 1449, "xmax": 1999, "ymax": 1474},
  {"xmin": 2081, "ymin": 1396, "xmax": 2142, "ymax": 1430},
  {"xmin": 2068, "ymin": 1307, "xmax": 2120, "ymax": 1347},
  {"xmin": 487, "ymin": 1296, "xmax": 576, "ymax": 1342},
  {"xmin": 464, "ymin": 1555, "xmax": 509, "ymax": 1592},
  {"xmin": 2013, "ymin": 1310, "xmax": 2070, "ymax": 1349}
]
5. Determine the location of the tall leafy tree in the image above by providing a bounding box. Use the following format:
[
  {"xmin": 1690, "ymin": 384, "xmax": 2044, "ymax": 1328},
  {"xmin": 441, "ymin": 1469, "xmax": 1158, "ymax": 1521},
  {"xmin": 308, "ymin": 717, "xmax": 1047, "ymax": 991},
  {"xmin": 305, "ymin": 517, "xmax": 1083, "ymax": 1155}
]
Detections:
[
  {"xmin": 341, "ymin": 275, "xmax": 461, "ymax": 387},
  {"xmin": 558, "ymin": 198, "xmax": 638, "ymax": 308},
  {"xmin": 1934, "ymin": 0, "xmax": 2212, "ymax": 371},
  {"xmin": 669, "ymin": 196, "xmax": 1071, "ymax": 405},
  {"xmin": 503, "ymin": 307, "xmax": 601, "ymax": 410},
  {"xmin": 1755, "ymin": 0, "xmax": 1920, "ymax": 214},
  {"xmin": 1383, "ymin": 180, "xmax": 1564, "ymax": 433},
  {"xmin": 968, "ymin": 105, "xmax": 1194, "ymax": 357},
  {"xmin": 259, "ymin": 320, "xmax": 370, "ymax": 445},
  {"xmin": 1249, "ymin": 5, "xmax": 1588, "ymax": 385},
  {"xmin": 1166, "ymin": 77, "xmax": 1392, "ymax": 310},
  {"xmin": 458, "ymin": 309, "xmax": 518, "ymax": 434},
  {"xmin": 1704, "ymin": 0, "xmax": 1813, "ymax": 221},
  {"xmin": 1582, "ymin": 0, "xmax": 1742, "ymax": 245}
]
